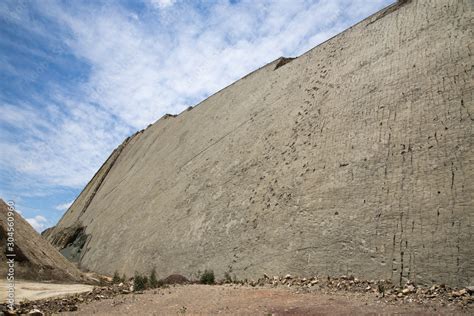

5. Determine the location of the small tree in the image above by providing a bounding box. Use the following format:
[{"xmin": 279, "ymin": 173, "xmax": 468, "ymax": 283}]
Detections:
[
  {"xmin": 134, "ymin": 272, "xmax": 146, "ymax": 291},
  {"xmin": 112, "ymin": 271, "xmax": 121, "ymax": 284},
  {"xmin": 200, "ymin": 269, "xmax": 215, "ymax": 285},
  {"xmin": 150, "ymin": 268, "xmax": 159, "ymax": 288}
]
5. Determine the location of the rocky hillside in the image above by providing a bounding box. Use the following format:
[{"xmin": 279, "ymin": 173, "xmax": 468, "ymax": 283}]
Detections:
[
  {"xmin": 0, "ymin": 199, "xmax": 86, "ymax": 282},
  {"xmin": 45, "ymin": 0, "xmax": 473, "ymax": 287}
]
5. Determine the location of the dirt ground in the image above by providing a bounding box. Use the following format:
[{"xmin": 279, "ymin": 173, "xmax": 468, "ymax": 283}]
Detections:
[
  {"xmin": 63, "ymin": 284, "xmax": 469, "ymax": 315},
  {"xmin": 0, "ymin": 280, "xmax": 93, "ymax": 303}
]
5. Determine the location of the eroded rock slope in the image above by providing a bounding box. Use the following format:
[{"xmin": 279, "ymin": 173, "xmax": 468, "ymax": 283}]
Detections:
[
  {"xmin": 46, "ymin": 0, "xmax": 473, "ymax": 287},
  {"xmin": 0, "ymin": 199, "xmax": 86, "ymax": 282}
]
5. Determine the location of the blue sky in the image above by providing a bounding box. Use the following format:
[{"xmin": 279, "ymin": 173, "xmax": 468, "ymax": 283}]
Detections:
[{"xmin": 0, "ymin": 0, "xmax": 393, "ymax": 231}]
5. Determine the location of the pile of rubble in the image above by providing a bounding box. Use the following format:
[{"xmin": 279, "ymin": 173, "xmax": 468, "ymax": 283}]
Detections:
[{"xmin": 238, "ymin": 274, "xmax": 473, "ymax": 308}]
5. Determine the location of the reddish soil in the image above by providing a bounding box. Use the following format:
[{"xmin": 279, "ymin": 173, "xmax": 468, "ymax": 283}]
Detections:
[{"xmin": 63, "ymin": 284, "xmax": 470, "ymax": 315}]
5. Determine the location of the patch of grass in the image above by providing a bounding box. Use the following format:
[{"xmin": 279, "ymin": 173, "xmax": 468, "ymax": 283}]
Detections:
[{"xmin": 200, "ymin": 269, "xmax": 215, "ymax": 285}]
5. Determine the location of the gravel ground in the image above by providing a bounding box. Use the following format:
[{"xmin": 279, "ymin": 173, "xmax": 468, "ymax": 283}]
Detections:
[
  {"xmin": 3, "ymin": 275, "xmax": 472, "ymax": 315},
  {"xmin": 63, "ymin": 284, "xmax": 471, "ymax": 315}
]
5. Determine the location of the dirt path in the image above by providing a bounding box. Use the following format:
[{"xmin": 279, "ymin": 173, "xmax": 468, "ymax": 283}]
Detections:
[
  {"xmin": 0, "ymin": 280, "xmax": 93, "ymax": 303},
  {"xmin": 64, "ymin": 285, "xmax": 469, "ymax": 315}
]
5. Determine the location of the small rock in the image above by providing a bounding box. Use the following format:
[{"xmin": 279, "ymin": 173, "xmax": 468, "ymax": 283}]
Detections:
[
  {"xmin": 451, "ymin": 289, "xmax": 467, "ymax": 297},
  {"xmin": 466, "ymin": 286, "xmax": 474, "ymax": 294},
  {"xmin": 118, "ymin": 282, "xmax": 124, "ymax": 287},
  {"xmin": 263, "ymin": 273, "xmax": 269, "ymax": 279},
  {"xmin": 28, "ymin": 309, "xmax": 44, "ymax": 316},
  {"xmin": 273, "ymin": 276, "xmax": 279, "ymax": 281},
  {"xmin": 310, "ymin": 280, "xmax": 319, "ymax": 285},
  {"xmin": 402, "ymin": 285, "xmax": 415, "ymax": 294},
  {"xmin": 365, "ymin": 286, "xmax": 371, "ymax": 291},
  {"xmin": 284, "ymin": 274, "xmax": 292, "ymax": 279},
  {"xmin": 68, "ymin": 305, "xmax": 78, "ymax": 312}
]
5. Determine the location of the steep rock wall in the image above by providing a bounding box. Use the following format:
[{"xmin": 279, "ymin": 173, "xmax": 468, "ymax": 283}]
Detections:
[{"xmin": 46, "ymin": 0, "xmax": 473, "ymax": 286}]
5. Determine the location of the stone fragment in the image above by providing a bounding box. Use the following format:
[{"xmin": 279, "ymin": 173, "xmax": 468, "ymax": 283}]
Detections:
[
  {"xmin": 402, "ymin": 285, "xmax": 415, "ymax": 294},
  {"xmin": 451, "ymin": 289, "xmax": 467, "ymax": 297}
]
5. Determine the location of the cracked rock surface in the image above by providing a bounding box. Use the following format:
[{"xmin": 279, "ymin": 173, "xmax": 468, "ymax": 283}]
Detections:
[{"xmin": 45, "ymin": 0, "xmax": 473, "ymax": 287}]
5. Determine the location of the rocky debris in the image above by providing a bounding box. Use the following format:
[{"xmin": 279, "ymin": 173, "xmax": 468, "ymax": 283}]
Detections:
[
  {"xmin": 1, "ymin": 275, "xmax": 188, "ymax": 314},
  {"xmin": 274, "ymin": 57, "xmax": 295, "ymax": 70},
  {"xmin": 0, "ymin": 283, "xmax": 132, "ymax": 315},
  {"xmin": 224, "ymin": 274, "xmax": 474, "ymax": 309}
]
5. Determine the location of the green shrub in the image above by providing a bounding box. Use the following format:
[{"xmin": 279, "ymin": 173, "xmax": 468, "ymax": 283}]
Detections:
[
  {"xmin": 112, "ymin": 271, "xmax": 121, "ymax": 284},
  {"xmin": 200, "ymin": 269, "xmax": 215, "ymax": 285},
  {"xmin": 121, "ymin": 273, "xmax": 127, "ymax": 283},
  {"xmin": 224, "ymin": 272, "xmax": 232, "ymax": 283},
  {"xmin": 134, "ymin": 272, "xmax": 146, "ymax": 291},
  {"xmin": 150, "ymin": 268, "xmax": 159, "ymax": 288}
]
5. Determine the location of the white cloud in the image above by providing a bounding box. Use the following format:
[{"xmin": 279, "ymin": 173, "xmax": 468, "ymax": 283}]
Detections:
[
  {"xmin": 26, "ymin": 215, "xmax": 48, "ymax": 232},
  {"xmin": 149, "ymin": 0, "xmax": 177, "ymax": 9},
  {"xmin": 55, "ymin": 201, "xmax": 73, "ymax": 212}
]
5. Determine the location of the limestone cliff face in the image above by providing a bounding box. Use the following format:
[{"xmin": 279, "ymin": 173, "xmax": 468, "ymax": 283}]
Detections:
[{"xmin": 46, "ymin": 0, "xmax": 473, "ymax": 287}]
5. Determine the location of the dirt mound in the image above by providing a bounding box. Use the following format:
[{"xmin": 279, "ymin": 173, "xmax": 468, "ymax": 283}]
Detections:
[
  {"xmin": 161, "ymin": 274, "xmax": 189, "ymax": 285},
  {"xmin": 0, "ymin": 199, "xmax": 86, "ymax": 282}
]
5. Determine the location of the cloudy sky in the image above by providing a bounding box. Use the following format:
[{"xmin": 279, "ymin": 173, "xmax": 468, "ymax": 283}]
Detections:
[{"xmin": 0, "ymin": 0, "xmax": 393, "ymax": 231}]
